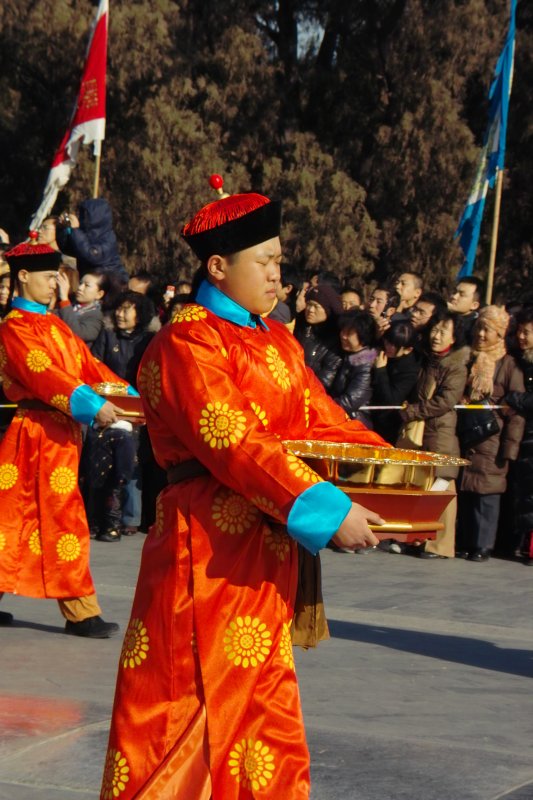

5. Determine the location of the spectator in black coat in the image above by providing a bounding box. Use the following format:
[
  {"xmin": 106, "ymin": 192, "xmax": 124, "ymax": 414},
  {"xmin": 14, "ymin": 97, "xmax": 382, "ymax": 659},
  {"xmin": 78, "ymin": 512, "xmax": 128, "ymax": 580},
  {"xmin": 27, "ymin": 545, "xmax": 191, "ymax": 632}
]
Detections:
[
  {"xmin": 91, "ymin": 291, "xmax": 159, "ymax": 387},
  {"xmin": 330, "ymin": 309, "xmax": 378, "ymax": 427},
  {"xmin": 447, "ymin": 276, "xmax": 484, "ymax": 346},
  {"xmin": 56, "ymin": 198, "xmax": 128, "ymax": 285},
  {"xmin": 504, "ymin": 306, "xmax": 533, "ymax": 565},
  {"xmin": 371, "ymin": 321, "xmax": 420, "ymax": 443},
  {"xmin": 294, "ymin": 284, "xmax": 343, "ymax": 390},
  {"xmin": 82, "ymin": 292, "xmax": 160, "ymax": 541}
]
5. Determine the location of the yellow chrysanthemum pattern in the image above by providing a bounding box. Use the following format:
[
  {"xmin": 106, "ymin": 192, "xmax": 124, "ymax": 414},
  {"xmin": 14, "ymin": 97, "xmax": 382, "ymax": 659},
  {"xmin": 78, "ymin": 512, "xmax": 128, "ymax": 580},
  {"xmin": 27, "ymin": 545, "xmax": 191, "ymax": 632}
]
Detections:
[
  {"xmin": 171, "ymin": 304, "xmax": 208, "ymax": 324},
  {"xmin": 49, "ymin": 466, "xmax": 76, "ymax": 494},
  {"xmin": 26, "ymin": 349, "xmax": 52, "ymax": 373},
  {"xmin": 228, "ymin": 738, "xmax": 276, "ymax": 791},
  {"xmin": 265, "ymin": 526, "xmax": 291, "ymax": 562},
  {"xmin": 121, "ymin": 618, "xmax": 150, "ymax": 669},
  {"xmin": 101, "ymin": 748, "xmax": 130, "ymax": 800},
  {"xmin": 250, "ymin": 402, "xmax": 269, "ymax": 428},
  {"xmin": 212, "ymin": 488, "xmax": 260, "ymax": 534},
  {"xmin": 50, "ymin": 394, "xmax": 70, "ymax": 414},
  {"xmin": 0, "ymin": 532, "xmax": 6, "ymax": 551},
  {"xmin": 50, "ymin": 325, "xmax": 66, "ymax": 349},
  {"xmin": 280, "ymin": 622, "xmax": 295, "ymax": 670},
  {"xmin": 75, "ymin": 351, "xmax": 82, "ymax": 368},
  {"xmin": 223, "ymin": 615, "xmax": 273, "ymax": 669},
  {"xmin": 304, "ymin": 387, "xmax": 311, "ymax": 428},
  {"xmin": 220, "ymin": 346, "xmax": 229, "ymax": 359},
  {"xmin": 265, "ymin": 345, "xmax": 291, "ymax": 391},
  {"xmin": 199, "ymin": 402, "xmax": 247, "ymax": 449},
  {"xmin": 0, "ymin": 344, "xmax": 6, "ymax": 370},
  {"xmin": 0, "ymin": 371, "xmax": 12, "ymax": 390},
  {"xmin": 138, "ymin": 360, "xmax": 161, "ymax": 408},
  {"xmin": 56, "ymin": 533, "xmax": 81, "ymax": 561},
  {"xmin": 0, "ymin": 463, "xmax": 18, "ymax": 490},
  {"xmin": 28, "ymin": 529, "xmax": 42, "ymax": 556},
  {"xmin": 251, "ymin": 496, "xmax": 283, "ymax": 522},
  {"xmin": 286, "ymin": 454, "xmax": 322, "ymax": 484},
  {"xmin": 1, "ymin": 309, "xmax": 23, "ymax": 323}
]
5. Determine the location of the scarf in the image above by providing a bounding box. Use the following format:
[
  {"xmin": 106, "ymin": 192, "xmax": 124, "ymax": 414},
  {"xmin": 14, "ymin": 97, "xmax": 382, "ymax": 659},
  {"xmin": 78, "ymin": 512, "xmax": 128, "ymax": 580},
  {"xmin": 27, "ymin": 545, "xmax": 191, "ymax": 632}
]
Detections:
[{"xmin": 468, "ymin": 305, "xmax": 508, "ymax": 399}]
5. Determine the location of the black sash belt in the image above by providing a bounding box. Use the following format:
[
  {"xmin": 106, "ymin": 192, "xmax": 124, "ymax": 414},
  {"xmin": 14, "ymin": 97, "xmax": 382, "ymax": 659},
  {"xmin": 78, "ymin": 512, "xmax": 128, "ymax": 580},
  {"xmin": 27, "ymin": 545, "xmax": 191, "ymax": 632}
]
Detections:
[
  {"xmin": 17, "ymin": 399, "xmax": 55, "ymax": 411},
  {"xmin": 167, "ymin": 460, "xmax": 209, "ymax": 484}
]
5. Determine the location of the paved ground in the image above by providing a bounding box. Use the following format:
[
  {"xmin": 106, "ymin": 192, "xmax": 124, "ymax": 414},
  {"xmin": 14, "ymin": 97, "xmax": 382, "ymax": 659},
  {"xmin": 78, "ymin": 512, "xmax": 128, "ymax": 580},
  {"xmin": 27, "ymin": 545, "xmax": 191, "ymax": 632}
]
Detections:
[{"xmin": 0, "ymin": 536, "xmax": 531, "ymax": 800}]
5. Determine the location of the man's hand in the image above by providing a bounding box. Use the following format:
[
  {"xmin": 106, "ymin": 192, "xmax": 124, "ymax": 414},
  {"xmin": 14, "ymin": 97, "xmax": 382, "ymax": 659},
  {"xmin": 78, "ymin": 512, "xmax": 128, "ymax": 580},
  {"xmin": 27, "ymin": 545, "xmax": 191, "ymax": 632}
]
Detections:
[
  {"xmin": 68, "ymin": 212, "xmax": 80, "ymax": 229},
  {"xmin": 95, "ymin": 401, "xmax": 122, "ymax": 428},
  {"xmin": 331, "ymin": 502, "xmax": 384, "ymax": 551},
  {"xmin": 375, "ymin": 315, "xmax": 391, "ymax": 335}
]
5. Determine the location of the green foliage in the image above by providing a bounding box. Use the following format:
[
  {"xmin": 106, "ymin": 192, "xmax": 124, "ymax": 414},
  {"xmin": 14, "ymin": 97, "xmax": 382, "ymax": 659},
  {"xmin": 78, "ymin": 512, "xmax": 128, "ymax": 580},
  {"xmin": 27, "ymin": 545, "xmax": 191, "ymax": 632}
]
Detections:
[{"xmin": 0, "ymin": 0, "xmax": 530, "ymax": 296}]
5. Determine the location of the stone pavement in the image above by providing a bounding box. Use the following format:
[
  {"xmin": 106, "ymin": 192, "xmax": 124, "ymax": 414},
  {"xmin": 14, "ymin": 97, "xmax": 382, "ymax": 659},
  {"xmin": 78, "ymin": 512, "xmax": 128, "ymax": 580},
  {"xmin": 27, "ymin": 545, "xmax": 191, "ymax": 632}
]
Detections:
[{"xmin": 0, "ymin": 536, "xmax": 531, "ymax": 800}]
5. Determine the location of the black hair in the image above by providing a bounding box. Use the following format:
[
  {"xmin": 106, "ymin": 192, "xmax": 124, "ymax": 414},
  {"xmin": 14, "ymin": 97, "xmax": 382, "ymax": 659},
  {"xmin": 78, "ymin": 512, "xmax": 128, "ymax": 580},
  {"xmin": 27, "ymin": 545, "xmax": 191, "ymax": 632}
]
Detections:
[
  {"xmin": 418, "ymin": 291, "xmax": 447, "ymax": 312},
  {"xmin": 114, "ymin": 289, "xmax": 155, "ymax": 330},
  {"xmin": 423, "ymin": 309, "xmax": 466, "ymax": 352},
  {"xmin": 130, "ymin": 269, "xmax": 153, "ymax": 284},
  {"xmin": 515, "ymin": 306, "xmax": 533, "ymax": 328},
  {"xmin": 382, "ymin": 320, "xmax": 416, "ymax": 350},
  {"xmin": 456, "ymin": 276, "xmax": 485, "ymax": 305},
  {"xmin": 312, "ymin": 270, "xmax": 342, "ymax": 293},
  {"xmin": 87, "ymin": 269, "xmax": 123, "ymax": 312},
  {"xmin": 371, "ymin": 285, "xmax": 399, "ymax": 312},
  {"xmin": 341, "ymin": 285, "xmax": 365, "ymax": 304},
  {"xmin": 191, "ymin": 265, "xmax": 208, "ymax": 300},
  {"xmin": 279, "ymin": 263, "xmax": 303, "ymax": 319},
  {"xmin": 337, "ymin": 309, "xmax": 377, "ymax": 348}
]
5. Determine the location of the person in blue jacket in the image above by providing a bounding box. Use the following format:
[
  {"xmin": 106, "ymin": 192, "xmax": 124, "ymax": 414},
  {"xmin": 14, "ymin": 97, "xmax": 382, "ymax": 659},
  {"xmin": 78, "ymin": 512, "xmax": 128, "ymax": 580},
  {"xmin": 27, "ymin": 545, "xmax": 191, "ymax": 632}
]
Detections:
[{"xmin": 56, "ymin": 198, "xmax": 128, "ymax": 285}]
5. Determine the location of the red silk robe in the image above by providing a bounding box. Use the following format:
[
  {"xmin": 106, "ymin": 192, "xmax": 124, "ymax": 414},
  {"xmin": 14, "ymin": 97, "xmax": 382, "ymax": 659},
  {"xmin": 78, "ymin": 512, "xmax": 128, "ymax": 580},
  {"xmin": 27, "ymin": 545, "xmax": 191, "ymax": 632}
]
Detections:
[
  {"xmin": 101, "ymin": 305, "xmax": 386, "ymax": 800},
  {"xmin": 0, "ymin": 308, "xmax": 127, "ymax": 599}
]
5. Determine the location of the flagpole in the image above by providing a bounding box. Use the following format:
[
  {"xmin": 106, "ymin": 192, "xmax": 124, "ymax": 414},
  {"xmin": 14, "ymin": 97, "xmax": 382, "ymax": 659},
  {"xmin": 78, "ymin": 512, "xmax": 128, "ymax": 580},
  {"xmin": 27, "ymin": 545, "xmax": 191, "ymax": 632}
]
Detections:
[
  {"xmin": 93, "ymin": 151, "xmax": 102, "ymax": 198},
  {"xmin": 486, "ymin": 167, "xmax": 504, "ymax": 304}
]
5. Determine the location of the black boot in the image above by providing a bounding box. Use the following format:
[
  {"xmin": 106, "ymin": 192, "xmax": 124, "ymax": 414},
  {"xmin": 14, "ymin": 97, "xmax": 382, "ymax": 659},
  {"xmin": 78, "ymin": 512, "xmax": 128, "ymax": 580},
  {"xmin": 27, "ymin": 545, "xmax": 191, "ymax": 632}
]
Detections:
[
  {"xmin": 97, "ymin": 485, "xmax": 123, "ymax": 542},
  {"xmin": 64, "ymin": 615, "xmax": 120, "ymax": 638},
  {"xmin": 0, "ymin": 610, "xmax": 13, "ymax": 626}
]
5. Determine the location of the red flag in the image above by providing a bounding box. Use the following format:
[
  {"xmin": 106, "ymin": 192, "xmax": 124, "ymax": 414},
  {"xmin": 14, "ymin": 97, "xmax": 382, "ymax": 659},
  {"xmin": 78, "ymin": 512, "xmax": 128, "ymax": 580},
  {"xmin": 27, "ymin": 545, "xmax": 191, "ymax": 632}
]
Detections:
[{"xmin": 30, "ymin": 0, "xmax": 108, "ymax": 229}]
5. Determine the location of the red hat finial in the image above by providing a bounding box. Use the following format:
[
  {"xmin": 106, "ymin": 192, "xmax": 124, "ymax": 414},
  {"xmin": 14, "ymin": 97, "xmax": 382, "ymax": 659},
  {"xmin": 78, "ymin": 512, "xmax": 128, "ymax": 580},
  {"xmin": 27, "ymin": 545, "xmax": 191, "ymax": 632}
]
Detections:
[
  {"xmin": 209, "ymin": 174, "xmax": 230, "ymax": 199},
  {"xmin": 28, "ymin": 230, "xmax": 39, "ymax": 243}
]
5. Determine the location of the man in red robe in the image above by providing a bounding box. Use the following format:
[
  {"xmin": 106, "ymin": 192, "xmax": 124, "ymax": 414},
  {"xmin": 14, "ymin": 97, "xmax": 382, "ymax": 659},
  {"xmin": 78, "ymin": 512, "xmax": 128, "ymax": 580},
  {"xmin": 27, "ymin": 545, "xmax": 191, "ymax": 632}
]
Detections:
[
  {"xmin": 101, "ymin": 188, "xmax": 387, "ymax": 798},
  {"xmin": 0, "ymin": 240, "xmax": 129, "ymax": 638}
]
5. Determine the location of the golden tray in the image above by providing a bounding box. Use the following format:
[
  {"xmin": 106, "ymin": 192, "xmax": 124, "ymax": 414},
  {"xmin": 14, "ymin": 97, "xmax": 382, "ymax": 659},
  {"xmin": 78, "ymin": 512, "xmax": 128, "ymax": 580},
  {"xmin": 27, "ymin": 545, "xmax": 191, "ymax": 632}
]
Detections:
[
  {"xmin": 282, "ymin": 440, "xmax": 469, "ymax": 543},
  {"xmin": 92, "ymin": 382, "xmax": 145, "ymax": 423}
]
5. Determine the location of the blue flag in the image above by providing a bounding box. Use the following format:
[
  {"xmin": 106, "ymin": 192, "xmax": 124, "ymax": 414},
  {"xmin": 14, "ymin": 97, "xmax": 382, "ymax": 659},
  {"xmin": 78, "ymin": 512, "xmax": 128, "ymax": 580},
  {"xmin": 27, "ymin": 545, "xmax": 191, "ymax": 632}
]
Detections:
[{"xmin": 455, "ymin": 0, "xmax": 517, "ymax": 279}]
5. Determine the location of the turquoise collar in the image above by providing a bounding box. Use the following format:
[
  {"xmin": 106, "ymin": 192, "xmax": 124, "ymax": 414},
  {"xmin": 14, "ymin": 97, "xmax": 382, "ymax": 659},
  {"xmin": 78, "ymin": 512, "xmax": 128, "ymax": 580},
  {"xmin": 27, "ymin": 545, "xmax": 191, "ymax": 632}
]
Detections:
[
  {"xmin": 12, "ymin": 297, "xmax": 48, "ymax": 316},
  {"xmin": 196, "ymin": 281, "xmax": 269, "ymax": 330}
]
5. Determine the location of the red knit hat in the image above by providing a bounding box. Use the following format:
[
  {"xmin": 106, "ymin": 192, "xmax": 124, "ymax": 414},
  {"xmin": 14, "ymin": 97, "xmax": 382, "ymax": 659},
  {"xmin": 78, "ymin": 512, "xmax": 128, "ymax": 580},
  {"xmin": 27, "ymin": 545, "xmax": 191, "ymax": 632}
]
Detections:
[
  {"xmin": 181, "ymin": 176, "xmax": 281, "ymax": 261},
  {"xmin": 5, "ymin": 236, "xmax": 61, "ymax": 273}
]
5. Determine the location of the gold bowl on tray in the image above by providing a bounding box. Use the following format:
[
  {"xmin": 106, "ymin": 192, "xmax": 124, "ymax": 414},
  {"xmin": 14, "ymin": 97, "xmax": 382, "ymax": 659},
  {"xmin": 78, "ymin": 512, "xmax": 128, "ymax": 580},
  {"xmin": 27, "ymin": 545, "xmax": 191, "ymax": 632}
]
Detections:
[
  {"xmin": 92, "ymin": 383, "xmax": 145, "ymax": 422},
  {"xmin": 282, "ymin": 440, "xmax": 468, "ymax": 491},
  {"xmin": 92, "ymin": 382, "xmax": 129, "ymax": 396},
  {"xmin": 282, "ymin": 440, "xmax": 470, "ymax": 542}
]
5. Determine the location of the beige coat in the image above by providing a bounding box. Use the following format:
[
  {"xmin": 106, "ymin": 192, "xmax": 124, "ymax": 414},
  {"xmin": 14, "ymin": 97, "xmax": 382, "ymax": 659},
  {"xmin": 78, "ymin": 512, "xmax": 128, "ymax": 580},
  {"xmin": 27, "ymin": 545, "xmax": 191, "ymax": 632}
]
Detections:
[
  {"xmin": 460, "ymin": 354, "xmax": 525, "ymax": 495},
  {"xmin": 400, "ymin": 347, "xmax": 469, "ymax": 479}
]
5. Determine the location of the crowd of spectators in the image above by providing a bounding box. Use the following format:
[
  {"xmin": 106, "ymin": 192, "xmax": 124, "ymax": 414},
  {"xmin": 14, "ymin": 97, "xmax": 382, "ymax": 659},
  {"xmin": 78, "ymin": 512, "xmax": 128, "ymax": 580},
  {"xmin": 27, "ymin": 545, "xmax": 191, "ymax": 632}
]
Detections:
[{"xmin": 1, "ymin": 207, "xmax": 532, "ymax": 566}]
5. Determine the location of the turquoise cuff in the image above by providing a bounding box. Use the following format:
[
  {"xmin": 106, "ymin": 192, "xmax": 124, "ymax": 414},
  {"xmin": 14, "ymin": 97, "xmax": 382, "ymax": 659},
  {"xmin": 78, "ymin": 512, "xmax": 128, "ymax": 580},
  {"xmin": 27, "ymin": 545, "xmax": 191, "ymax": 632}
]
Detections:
[
  {"xmin": 70, "ymin": 384, "xmax": 106, "ymax": 425},
  {"xmin": 127, "ymin": 386, "xmax": 140, "ymax": 397},
  {"xmin": 287, "ymin": 482, "xmax": 352, "ymax": 555}
]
